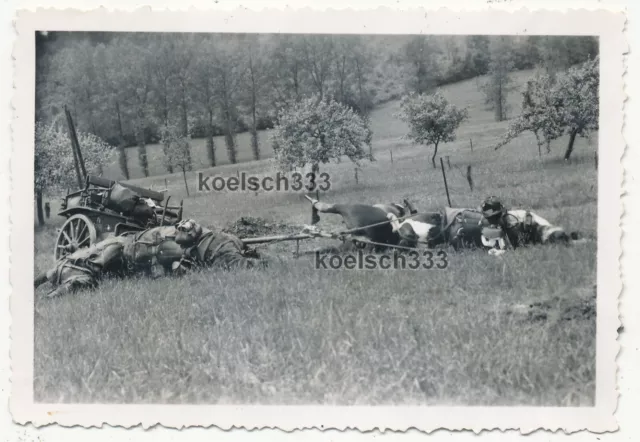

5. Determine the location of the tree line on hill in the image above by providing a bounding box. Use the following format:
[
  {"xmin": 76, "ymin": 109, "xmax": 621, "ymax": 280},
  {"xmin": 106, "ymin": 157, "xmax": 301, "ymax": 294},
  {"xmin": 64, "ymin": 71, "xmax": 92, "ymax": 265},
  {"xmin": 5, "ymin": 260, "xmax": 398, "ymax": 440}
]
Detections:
[{"xmin": 36, "ymin": 32, "xmax": 597, "ymax": 180}]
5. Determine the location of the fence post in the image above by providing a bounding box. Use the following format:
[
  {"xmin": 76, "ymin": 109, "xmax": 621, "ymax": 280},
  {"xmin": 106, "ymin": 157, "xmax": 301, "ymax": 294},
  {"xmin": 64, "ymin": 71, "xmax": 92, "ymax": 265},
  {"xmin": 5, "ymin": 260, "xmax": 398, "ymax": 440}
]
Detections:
[
  {"xmin": 354, "ymin": 167, "xmax": 359, "ymax": 184},
  {"xmin": 446, "ymin": 155, "xmax": 451, "ymax": 169},
  {"xmin": 466, "ymin": 165, "xmax": 474, "ymax": 191},
  {"xmin": 165, "ymin": 178, "xmax": 168, "ymax": 189},
  {"xmin": 311, "ymin": 189, "xmax": 320, "ymax": 225},
  {"xmin": 470, "ymin": 138, "xmax": 473, "ymax": 151},
  {"xmin": 390, "ymin": 149, "xmax": 393, "ymax": 163},
  {"xmin": 440, "ymin": 157, "xmax": 452, "ymax": 207}
]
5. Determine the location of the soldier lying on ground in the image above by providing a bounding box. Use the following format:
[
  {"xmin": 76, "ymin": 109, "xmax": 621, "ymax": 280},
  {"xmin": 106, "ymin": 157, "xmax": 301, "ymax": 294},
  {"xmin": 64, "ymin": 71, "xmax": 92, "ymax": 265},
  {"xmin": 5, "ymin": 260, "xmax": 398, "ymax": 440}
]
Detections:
[
  {"xmin": 385, "ymin": 197, "xmax": 583, "ymax": 253},
  {"xmin": 477, "ymin": 196, "xmax": 579, "ymax": 255},
  {"xmin": 35, "ymin": 219, "xmax": 267, "ymax": 298}
]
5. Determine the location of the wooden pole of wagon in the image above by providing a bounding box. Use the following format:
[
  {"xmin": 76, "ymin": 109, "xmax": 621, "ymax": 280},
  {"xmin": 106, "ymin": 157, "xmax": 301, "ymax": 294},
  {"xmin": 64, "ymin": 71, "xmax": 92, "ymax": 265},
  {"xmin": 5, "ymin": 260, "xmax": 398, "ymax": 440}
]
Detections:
[
  {"xmin": 241, "ymin": 233, "xmax": 316, "ymax": 245},
  {"xmin": 440, "ymin": 157, "xmax": 452, "ymax": 207},
  {"xmin": 64, "ymin": 106, "xmax": 85, "ymax": 189},
  {"xmin": 64, "ymin": 106, "xmax": 87, "ymax": 186}
]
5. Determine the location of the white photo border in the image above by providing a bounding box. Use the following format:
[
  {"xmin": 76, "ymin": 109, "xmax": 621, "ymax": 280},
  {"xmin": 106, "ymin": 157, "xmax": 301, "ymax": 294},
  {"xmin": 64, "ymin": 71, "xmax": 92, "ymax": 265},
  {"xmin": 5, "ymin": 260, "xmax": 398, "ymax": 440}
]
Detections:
[{"xmin": 10, "ymin": 6, "xmax": 626, "ymax": 433}]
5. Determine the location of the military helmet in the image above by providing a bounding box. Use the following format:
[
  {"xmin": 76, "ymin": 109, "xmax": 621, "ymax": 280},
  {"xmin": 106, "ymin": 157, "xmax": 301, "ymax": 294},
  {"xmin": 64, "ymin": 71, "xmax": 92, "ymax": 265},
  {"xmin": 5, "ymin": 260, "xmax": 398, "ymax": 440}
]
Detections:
[
  {"xmin": 175, "ymin": 219, "xmax": 203, "ymax": 246},
  {"xmin": 481, "ymin": 196, "xmax": 506, "ymax": 218}
]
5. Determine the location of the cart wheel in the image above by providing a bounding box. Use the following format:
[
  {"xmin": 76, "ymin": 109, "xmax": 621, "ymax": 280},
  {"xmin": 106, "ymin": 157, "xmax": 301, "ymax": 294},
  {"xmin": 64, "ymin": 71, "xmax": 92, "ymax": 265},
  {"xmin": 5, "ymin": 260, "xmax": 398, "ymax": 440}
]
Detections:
[{"xmin": 54, "ymin": 214, "xmax": 97, "ymax": 260}]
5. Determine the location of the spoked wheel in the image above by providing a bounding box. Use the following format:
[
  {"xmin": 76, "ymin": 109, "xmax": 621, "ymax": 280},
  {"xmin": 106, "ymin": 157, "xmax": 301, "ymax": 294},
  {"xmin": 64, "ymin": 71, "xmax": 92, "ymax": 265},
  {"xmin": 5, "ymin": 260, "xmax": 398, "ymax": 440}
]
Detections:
[{"xmin": 54, "ymin": 214, "xmax": 97, "ymax": 260}]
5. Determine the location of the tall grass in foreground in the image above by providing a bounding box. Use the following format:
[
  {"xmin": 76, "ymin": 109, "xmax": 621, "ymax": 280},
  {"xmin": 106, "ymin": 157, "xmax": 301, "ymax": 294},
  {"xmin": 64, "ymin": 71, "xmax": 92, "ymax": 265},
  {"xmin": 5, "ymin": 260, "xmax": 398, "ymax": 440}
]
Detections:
[{"xmin": 35, "ymin": 243, "xmax": 595, "ymax": 405}]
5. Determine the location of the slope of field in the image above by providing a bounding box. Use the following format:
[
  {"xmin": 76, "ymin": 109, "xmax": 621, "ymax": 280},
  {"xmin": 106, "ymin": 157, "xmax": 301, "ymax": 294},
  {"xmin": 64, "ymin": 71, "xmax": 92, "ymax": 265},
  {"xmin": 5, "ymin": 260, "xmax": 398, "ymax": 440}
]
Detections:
[{"xmin": 34, "ymin": 69, "xmax": 598, "ymax": 405}]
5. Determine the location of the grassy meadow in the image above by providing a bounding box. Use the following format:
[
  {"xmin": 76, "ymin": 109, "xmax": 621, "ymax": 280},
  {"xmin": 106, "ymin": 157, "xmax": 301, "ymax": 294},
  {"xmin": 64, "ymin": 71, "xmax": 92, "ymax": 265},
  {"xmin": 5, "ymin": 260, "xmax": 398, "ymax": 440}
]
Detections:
[{"xmin": 34, "ymin": 70, "xmax": 598, "ymax": 405}]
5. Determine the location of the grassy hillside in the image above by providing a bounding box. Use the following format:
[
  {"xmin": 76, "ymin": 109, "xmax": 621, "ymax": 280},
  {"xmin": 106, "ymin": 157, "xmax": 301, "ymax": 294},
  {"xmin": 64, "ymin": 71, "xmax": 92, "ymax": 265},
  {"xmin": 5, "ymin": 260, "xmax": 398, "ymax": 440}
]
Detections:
[{"xmin": 34, "ymin": 69, "xmax": 598, "ymax": 406}]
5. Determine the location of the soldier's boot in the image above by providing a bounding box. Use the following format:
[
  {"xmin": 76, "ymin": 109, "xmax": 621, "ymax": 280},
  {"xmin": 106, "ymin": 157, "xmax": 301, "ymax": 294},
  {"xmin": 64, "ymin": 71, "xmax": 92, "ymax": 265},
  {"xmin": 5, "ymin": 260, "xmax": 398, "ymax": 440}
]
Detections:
[{"xmin": 34, "ymin": 272, "xmax": 48, "ymax": 288}]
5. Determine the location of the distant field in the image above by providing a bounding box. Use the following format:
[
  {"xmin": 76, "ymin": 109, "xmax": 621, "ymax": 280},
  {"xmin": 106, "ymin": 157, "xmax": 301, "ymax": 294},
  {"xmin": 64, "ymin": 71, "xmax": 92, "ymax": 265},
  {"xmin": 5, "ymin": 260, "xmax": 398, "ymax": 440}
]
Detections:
[{"xmin": 34, "ymin": 69, "xmax": 598, "ymax": 405}]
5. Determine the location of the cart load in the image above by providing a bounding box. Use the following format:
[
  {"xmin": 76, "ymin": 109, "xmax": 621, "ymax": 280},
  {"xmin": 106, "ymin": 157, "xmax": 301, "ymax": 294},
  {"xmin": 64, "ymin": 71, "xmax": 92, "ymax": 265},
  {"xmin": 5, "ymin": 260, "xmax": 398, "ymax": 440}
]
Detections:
[{"xmin": 54, "ymin": 175, "xmax": 183, "ymax": 260}]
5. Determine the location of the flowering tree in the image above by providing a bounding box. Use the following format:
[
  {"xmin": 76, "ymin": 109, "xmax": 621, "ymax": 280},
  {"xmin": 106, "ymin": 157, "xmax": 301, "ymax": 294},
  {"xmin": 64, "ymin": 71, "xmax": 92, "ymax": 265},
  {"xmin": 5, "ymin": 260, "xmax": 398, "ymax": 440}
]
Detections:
[
  {"xmin": 555, "ymin": 56, "xmax": 599, "ymax": 161},
  {"xmin": 34, "ymin": 122, "xmax": 113, "ymax": 225},
  {"xmin": 271, "ymin": 96, "xmax": 372, "ymax": 173},
  {"xmin": 397, "ymin": 92, "xmax": 468, "ymax": 168},
  {"xmin": 494, "ymin": 71, "xmax": 563, "ymax": 156},
  {"xmin": 495, "ymin": 57, "xmax": 598, "ymax": 161}
]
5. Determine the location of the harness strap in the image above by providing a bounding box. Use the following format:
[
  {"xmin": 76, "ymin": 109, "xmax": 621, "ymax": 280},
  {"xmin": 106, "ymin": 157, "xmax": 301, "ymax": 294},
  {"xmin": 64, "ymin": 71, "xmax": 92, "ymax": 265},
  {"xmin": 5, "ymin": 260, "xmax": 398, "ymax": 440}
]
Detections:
[{"xmin": 349, "ymin": 236, "xmax": 430, "ymax": 251}]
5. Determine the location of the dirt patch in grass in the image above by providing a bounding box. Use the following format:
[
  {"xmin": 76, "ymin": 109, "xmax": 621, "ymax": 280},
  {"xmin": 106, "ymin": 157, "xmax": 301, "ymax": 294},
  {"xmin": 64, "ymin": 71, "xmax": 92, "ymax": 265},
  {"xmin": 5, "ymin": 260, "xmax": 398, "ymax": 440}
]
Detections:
[
  {"xmin": 510, "ymin": 289, "xmax": 596, "ymax": 323},
  {"xmin": 222, "ymin": 216, "xmax": 298, "ymax": 238}
]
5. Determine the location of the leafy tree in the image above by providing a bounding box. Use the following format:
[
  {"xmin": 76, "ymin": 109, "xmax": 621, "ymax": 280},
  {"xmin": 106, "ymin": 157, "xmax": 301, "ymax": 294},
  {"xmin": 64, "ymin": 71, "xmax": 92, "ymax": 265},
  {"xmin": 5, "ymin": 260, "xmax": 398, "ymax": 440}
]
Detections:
[
  {"xmin": 149, "ymin": 36, "xmax": 179, "ymax": 173},
  {"xmin": 159, "ymin": 122, "xmax": 193, "ymax": 196},
  {"xmin": 397, "ymin": 92, "xmax": 468, "ymax": 168},
  {"xmin": 94, "ymin": 40, "xmax": 133, "ymax": 179},
  {"xmin": 403, "ymin": 36, "xmax": 442, "ymax": 93},
  {"xmin": 494, "ymin": 57, "xmax": 598, "ymax": 161},
  {"xmin": 239, "ymin": 35, "xmax": 269, "ymax": 161},
  {"xmin": 480, "ymin": 37, "xmax": 516, "ymax": 121},
  {"xmin": 349, "ymin": 36, "xmax": 375, "ymax": 115},
  {"xmin": 43, "ymin": 41, "xmax": 102, "ymax": 135},
  {"xmin": 328, "ymin": 36, "xmax": 375, "ymax": 115},
  {"xmin": 301, "ymin": 36, "xmax": 335, "ymax": 101},
  {"xmin": 172, "ymin": 34, "xmax": 197, "ymax": 170},
  {"xmin": 34, "ymin": 122, "xmax": 112, "ymax": 225},
  {"xmin": 538, "ymin": 36, "xmax": 599, "ymax": 77},
  {"xmin": 118, "ymin": 39, "xmax": 155, "ymax": 177},
  {"xmin": 211, "ymin": 37, "xmax": 245, "ymax": 164},
  {"xmin": 268, "ymin": 35, "xmax": 307, "ymax": 107},
  {"xmin": 555, "ymin": 56, "xmax": 599, "ymax": 160},
  {"xmin": 464, "ymin": 35, "xmax": 490, "ymax": 76},
  {"xmin": 495, "ymin": 71, "xmax": 563, "ymax": 155},
  {"xmin": 271, "ymin": 96, "xmax": 372, "ymax": 173},
  {"xmin": 191, "ymin": 41, "xmax": 219, "ymax": 167}
]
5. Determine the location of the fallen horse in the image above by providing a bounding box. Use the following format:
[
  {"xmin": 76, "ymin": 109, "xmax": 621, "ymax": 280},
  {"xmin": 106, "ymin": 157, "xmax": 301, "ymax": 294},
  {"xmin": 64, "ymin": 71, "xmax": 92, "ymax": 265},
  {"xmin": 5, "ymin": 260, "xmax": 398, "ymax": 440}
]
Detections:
[
  {"xmin": 305, "ymin": 195, "xmax": 583, "ymax": 254},
  {"xmin": 304, "ymin": 195, "xmax": 440, "ymax": 250},
  {"xmin": 35, "ymin": 219, "xmax": 267, "ymax": 298}
]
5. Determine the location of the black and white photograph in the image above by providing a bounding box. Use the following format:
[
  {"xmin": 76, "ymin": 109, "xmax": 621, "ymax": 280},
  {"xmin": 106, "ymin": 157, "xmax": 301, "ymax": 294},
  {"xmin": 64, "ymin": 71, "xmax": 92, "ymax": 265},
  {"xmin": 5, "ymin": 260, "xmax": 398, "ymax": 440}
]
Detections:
[{"xmin": 10, "ymin": 7, "xmax": 624, "ymax": 432}]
